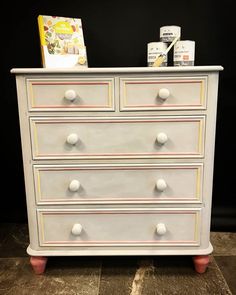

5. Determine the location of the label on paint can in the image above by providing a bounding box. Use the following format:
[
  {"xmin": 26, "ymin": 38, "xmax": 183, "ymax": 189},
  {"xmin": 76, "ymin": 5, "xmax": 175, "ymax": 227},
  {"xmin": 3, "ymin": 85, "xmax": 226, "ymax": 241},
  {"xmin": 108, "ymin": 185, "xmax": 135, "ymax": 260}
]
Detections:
[
  {"xmin": 174, "ymin": 40, "xmax": 195, "ymax": 66},
  {"xmin": 147, "ymin": 42, "xmax": 168, "ymax": 67},
  {"xmin": 160, "ymin": 26, "xmax": 181, "ymax": 42}
]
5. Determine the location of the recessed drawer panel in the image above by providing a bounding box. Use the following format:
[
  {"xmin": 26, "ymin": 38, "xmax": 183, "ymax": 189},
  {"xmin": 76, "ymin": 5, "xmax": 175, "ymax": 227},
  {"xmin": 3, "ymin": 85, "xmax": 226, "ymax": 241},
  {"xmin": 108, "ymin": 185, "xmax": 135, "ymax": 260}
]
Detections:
[
  {"xmin": 34, "ymin": 164, "xmax": 203, "ymax": 205},
  {"xmin": 37, "ymin": 209, "xmax": 201, "ymax": 247},
  {"xmin": 120, "ymin": 76, "xmax": 207, "ymax": 111},
  {"xmin": 27, "ymin": 78, "xmax": 115, "ymax": 111},
  {"xmin": 30, "ymin": 116, "xmax": 205, "ymax": 159}
]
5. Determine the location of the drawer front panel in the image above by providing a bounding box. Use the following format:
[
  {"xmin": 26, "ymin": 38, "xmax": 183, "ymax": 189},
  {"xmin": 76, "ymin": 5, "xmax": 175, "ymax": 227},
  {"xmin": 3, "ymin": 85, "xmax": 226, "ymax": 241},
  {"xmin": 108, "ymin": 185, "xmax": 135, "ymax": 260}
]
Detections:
[
  {"xmin": 120, "ymin": 76, "xmax": 207, "ymax": 111},
  {"xmin": 37, "ymin": 209, "xmax": 201, "ymax": 247},
  {"xmin": 34, "ymin": 164, "xmax": 203, "ymax": 204},
  {"xmin": 30, "ymin": 116, "xmax": 205, "ymax": 159},
  {"xmin": 27, "ymin": 78, "xmax": 115, "ymax": 111}
]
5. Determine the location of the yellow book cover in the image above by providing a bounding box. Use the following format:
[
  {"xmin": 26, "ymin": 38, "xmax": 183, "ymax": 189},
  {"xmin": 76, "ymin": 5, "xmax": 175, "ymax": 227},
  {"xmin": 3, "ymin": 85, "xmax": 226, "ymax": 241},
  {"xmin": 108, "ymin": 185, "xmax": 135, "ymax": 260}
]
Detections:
[{"xmin": 38, "ymin": 15, "xmax": 88, "ymax": 68}]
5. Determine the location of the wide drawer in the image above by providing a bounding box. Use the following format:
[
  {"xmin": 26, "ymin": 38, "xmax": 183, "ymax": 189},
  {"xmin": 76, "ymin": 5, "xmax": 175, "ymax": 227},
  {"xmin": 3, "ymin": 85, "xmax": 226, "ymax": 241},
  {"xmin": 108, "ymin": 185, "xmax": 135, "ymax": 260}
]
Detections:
[
  {"xmin": 120, "ymin": 76, "xmax": 207, "ymax": 111},
  {"xmin": 30, "ymin": 116, "xmax": 205, "ymax": 159},
  {"xmin": 26, "ymin": 78, "xmax": 115, "ymax": 111},
  {"xmin": 37, "ymin": 208, "xmax": 201, "ymax": 247},
  {"xmin": 34, "ymin": 163, "xmax": 203, "ymax": 204}
]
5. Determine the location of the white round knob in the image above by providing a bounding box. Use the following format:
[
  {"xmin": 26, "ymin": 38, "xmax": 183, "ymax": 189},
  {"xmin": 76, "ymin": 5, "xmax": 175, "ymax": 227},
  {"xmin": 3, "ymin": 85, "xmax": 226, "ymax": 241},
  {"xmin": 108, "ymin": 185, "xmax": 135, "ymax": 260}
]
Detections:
[
  {"xmin": 69, "ymin": 180, "xmax": 80, "ymax": 192},
  {"xmin": 156, "ymin": 179, "xmax": 167, "ymax": 192},
  {"xmin": 156, "ymin": 223, "xmax": 167, "ymax": 235},
  {"xmin": 158, "ymin": 88, "xmax": 170, "ymax": 100},
  {"xmin": 71, "ymin": 223, "xmax": 83, "ymax": 236},
  {"xmin": 156, "ymin": 132, "xmax": 168, "ymax": 144},
  {"xmin": 64, "ymin": 89, "xmax": 77, "ymax": 101},
  {"xmin": 66, "ymin": 133, "xmax": 79, "ymax": 145}
]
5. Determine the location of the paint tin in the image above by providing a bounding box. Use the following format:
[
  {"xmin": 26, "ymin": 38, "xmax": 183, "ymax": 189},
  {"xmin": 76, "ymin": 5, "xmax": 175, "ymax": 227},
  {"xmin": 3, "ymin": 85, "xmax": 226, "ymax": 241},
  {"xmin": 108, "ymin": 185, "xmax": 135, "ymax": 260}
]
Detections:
[
  {"xmin": 160, "ymin": 25, "xmax": 181, "ymax": 42},
  {"xmin": 174, "ymin": 40, "xmax": 195, "ymax": 66},
  {"xmin": 147, "ymin": 42, "xmax": 168, "ymax": 67}
]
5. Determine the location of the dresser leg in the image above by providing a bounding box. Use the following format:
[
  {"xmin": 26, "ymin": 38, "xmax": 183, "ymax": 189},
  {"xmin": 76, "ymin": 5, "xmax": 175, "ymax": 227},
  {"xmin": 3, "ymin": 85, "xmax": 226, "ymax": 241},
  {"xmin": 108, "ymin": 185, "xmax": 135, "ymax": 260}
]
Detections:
[
  {"xmin": 30, "ymin": 256, "xmax": 48, "ymax": 274},
  {"xmin": 192, "ymin": 255, "xmax": 210, "ymax": 273}
]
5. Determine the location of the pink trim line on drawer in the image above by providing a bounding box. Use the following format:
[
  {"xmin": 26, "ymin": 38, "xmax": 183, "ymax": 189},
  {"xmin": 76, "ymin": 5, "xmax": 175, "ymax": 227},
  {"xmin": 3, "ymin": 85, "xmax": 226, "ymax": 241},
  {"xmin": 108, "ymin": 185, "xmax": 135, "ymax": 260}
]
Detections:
[
  {"xmin": 35, "ymin": 119, "xmax": 201, "ymax": 124},
  {"xmin": 42, "ymin": 210, "xmax": 197, "ymax": 215},
  {"xmin": 125, "ymin": 81, "xmax": 201, "ymax": 85},
  {"xmin": 43, "ymin": 240, "xmax": 197, "ymax": 245},
  {"xmin": 124, "ymin": 104, "xmax": 202, "ymax": 107},
  {"xmin": 39, "ymin": 197, "xmax": 198, "ymax": 202},
  {"xmin": 36, "ymin": 152, "xmax": 200, "ymax": 157},
  {"xmin": 39, "ymin": 166, "xmax": 198, "ymax": 171},
  {"xmin": 32, "ymin": 105, "xmax": 110, "ymax": 108},
  {"xmin": 31, "ymin": 82, "xmax": 109, "ymax": 85}
]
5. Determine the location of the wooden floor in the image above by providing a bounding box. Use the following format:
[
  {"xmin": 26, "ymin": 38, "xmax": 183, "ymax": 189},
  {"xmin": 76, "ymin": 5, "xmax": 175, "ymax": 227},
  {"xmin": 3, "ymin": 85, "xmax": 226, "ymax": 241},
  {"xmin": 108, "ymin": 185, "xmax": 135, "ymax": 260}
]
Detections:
[{"xmin": 0, "ymin": 224, "xmax": 235, "ymax": 295}]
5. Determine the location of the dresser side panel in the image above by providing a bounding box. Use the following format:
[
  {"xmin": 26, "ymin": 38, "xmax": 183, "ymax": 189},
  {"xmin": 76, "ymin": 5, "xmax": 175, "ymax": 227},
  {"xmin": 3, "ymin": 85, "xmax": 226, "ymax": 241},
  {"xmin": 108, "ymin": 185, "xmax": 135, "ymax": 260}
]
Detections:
[
  {"xmin": 199, "ymin": 72, "xmax": 219, "ymax": 248},
  {"xmin": 15, "ymin": 75, "xmax": 39, "ymax": 250}
]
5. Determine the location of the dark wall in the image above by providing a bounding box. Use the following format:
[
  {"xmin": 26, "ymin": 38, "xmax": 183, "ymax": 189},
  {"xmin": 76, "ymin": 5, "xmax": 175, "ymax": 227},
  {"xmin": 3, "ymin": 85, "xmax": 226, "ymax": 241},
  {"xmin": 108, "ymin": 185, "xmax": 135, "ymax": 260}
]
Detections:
[{"xmin": 2, "ymin": 0, "xmax": 235, "ymax": 231}]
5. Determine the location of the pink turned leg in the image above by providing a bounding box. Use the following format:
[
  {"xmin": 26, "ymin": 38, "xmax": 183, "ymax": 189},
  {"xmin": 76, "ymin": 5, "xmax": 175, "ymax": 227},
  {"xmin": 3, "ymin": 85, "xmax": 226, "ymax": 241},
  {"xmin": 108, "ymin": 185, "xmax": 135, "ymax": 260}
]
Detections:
[
  {"xmin": 30, "ymin": 256, "xmax": 48, "ymax": 274},
  {"xmin": 192, "ymin": 255, "xmax": 210, "ymax": 274}
]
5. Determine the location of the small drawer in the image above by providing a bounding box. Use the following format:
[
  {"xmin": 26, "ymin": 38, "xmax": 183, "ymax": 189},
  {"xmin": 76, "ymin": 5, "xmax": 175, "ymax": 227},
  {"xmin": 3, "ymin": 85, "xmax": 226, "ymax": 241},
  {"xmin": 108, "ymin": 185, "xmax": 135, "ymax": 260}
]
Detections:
[
  {"xmin": 26, "ymin": 78, "xmax": 115, "ymax": 111},
  {"xmin": 37, "ymin": 208, "xmax": 201, "ymax": 247},
  {"xmin": 34, "ymin": 163, "xmax": 203, "ymax": 205},
  {"xmin": 120, "ymin": 76, "xmax": 207, "ymax": 111},
  {"xmin": 30, "ymin": 116, "xmax": 205, "ymax": 160}
]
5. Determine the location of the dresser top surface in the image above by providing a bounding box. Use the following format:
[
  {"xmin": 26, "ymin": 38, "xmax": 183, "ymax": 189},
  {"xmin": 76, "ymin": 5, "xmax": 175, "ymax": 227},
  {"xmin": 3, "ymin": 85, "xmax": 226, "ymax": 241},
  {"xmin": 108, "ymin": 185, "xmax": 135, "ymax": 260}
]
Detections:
[{"xmin": 11, "ymin": 66, "xmax": 223, "ymax": 74}]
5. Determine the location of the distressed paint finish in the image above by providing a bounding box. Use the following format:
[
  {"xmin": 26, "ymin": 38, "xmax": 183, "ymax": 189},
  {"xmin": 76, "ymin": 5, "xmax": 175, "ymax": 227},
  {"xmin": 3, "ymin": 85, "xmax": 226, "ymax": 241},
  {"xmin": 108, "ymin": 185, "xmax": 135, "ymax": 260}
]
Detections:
[
  {"xmin": 11, "ymin": 66, "xmax": 222, "ymax": 274},
  {"xmin": 33, "ymin": 163, "xmax": 203, "ymax": 205}
]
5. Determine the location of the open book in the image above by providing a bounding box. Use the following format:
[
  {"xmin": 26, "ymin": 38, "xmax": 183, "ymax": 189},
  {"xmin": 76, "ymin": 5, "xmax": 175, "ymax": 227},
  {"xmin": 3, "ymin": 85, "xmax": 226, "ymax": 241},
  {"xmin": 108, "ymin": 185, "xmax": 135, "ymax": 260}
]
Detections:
[{"xmin": 38, "ymin": 15, "xmax": 88, "ymax": 68}]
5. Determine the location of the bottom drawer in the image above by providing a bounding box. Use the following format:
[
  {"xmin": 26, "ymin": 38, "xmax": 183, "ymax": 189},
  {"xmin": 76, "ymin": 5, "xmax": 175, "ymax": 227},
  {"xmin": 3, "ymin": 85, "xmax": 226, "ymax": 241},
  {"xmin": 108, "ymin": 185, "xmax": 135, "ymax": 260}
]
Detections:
[{"xmin": 37, "ymin": 208, "xmax": 201, "ymax": 247}]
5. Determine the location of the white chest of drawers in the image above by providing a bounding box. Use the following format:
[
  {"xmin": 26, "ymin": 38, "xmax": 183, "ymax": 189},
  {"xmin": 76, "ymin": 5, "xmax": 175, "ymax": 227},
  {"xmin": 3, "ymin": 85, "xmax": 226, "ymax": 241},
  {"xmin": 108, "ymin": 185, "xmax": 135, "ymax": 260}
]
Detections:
[{"xmin": 12, "ymin": 66, "xmax": 223, "ymax": 274}]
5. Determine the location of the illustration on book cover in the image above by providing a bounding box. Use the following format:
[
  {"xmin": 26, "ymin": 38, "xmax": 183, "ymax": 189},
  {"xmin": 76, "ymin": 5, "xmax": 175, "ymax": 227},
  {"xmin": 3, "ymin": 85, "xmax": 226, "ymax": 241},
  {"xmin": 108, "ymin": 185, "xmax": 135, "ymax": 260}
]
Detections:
[{"xmin": 38, "ymin": 15, "xmax": 88, "ymax": 68}]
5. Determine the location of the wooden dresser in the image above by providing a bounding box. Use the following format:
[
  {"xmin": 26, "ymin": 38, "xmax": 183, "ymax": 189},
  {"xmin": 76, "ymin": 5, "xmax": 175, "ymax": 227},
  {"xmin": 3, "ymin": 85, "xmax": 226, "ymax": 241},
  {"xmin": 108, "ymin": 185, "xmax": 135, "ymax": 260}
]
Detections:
[{"xmin": 11, "ymin": 66, "xmax": 223, "ymax": 274}]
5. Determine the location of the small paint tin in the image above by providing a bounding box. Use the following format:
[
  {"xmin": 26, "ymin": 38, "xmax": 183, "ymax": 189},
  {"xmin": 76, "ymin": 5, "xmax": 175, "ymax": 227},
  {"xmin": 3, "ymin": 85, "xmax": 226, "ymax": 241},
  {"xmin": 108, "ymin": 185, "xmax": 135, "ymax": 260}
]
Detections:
[
  {"xmin": 174, "ymin": 40, "xmax": 195, "ymax": 66},
  {"xmin": 147, "ymin": 42, "xmax": 168, "ymax": 67},
  {"xmin": 160, "ymin": 25, "xmax": 181, "ymax": 42}
]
